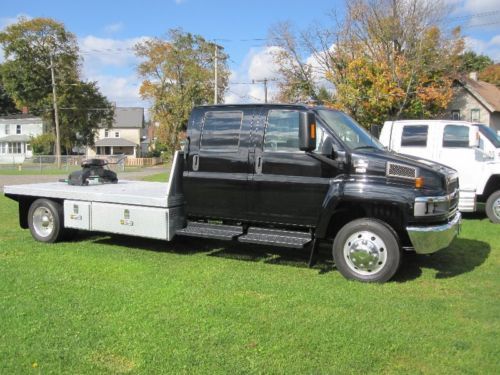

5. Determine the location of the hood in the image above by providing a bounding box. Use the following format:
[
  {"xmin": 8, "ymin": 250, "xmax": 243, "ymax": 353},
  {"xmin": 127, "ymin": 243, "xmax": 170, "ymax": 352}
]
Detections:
[{"xmin": 351, "ymin": 149, "xmax": 458, "ymax": 192}]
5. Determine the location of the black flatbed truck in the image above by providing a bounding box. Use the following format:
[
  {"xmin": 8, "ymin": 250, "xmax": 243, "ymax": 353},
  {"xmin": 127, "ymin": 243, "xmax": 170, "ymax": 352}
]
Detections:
[{"xmin": 4, "ymin": 104, "xmax": 461, "ymax": 282}]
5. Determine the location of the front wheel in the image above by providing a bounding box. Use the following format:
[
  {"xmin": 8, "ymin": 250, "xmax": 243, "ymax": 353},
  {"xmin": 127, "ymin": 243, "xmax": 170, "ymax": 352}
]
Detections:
[
  {"xmin": 485, "ymin": 190, "xmax": 500, "ymax": 224},
  {"xmin": 28, "ymin": 199, "xmax": 64, "ymax": 243},
  {"xmin": 332, "ymin": 218, "xmax": 401, "ymax": 283}
]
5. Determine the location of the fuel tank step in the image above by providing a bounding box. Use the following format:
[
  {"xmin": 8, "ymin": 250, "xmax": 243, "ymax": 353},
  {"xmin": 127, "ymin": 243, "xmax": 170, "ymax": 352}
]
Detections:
[
  {"xmin": 238, "ymin": 227, "xmax": 312, "ymax": 248},
  {"xmin": 175, "ymin": 221, "xmax": 244, "ymax": 240}
]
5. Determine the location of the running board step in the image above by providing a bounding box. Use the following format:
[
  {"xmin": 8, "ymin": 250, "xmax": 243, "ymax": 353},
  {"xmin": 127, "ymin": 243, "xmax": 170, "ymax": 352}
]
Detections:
[
  {"xmin": 238, "ymin": 227, "xmax": 312, "ymax": 248},
  {"xmin": 176, "ymin": 222, "xmax": 243, "ymax": 240}
]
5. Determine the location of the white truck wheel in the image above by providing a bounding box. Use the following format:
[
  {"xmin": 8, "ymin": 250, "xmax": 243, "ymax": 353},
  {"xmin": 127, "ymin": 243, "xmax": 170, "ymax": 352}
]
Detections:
[{"xmin": 485, "ymin": 190, "xmax": 500, "ymax": 224}]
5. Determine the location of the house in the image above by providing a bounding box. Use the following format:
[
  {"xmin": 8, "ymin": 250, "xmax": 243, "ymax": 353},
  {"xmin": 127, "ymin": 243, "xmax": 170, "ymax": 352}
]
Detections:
[
  {"xmin": 88, "ymin": 107, "xmax": 145, "ymax": 158},
  {"xmin": 0, "ymin": 113, "xmax": 44, "ymax": 164},
  {"xmin": 447, "ymin": 72, "xmax": 500, "ymax": 134}
]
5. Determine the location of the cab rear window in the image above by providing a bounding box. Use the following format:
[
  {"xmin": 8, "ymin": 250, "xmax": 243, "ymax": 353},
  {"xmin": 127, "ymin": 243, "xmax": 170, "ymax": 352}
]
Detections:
[
  {"xmin": 401, "ymin": 125, "xmax": 428, "ymax": 147},
  {"xmin": 200, "ymin": 111, "xmax": 243, "ymax": 151}
]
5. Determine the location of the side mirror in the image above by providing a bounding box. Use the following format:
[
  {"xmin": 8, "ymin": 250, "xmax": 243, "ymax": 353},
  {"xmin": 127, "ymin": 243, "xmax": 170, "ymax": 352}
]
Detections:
[
  {"xmin": 470, "ymin": 126, "xmax": 480, "ymax": 148},
  {"xmin": 299, "ymin": 111, "xmax": 316, "ymax": 151}
]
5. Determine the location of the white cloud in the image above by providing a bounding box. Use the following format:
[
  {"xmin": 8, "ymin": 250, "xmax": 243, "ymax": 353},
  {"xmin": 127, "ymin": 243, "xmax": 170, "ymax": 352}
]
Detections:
[
  {"xmin": 79, "ymin": 35, "xmax": 149, "ymax": 69},
  {"xmin": 465, "ymin": 35, "xmax": 500, "ymax": 61},
  {"xmin": 88, "ymin": 73, "xmax": 144, "ymax": 107},
  {"xmin": 103, "ymin": 22, "xmax": 123, "ymax": 34},
  {"xmin": 225, "ymin": 46, "xmax": 282, "ymax": 104}
]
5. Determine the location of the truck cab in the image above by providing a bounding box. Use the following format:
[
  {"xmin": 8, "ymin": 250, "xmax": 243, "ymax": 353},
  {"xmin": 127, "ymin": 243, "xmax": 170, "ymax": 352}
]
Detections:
[
  {"xmin": 4, "ymin": 105, "xmax": 462, "ymax": 283},
  {"xmin": 380, "ymin": 119, "xmax": 500, "ymax": 223}
]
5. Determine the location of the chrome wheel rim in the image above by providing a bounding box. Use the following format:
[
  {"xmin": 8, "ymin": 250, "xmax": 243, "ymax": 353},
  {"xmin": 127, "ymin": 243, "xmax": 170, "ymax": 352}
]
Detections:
[
  {"xmin": 32, "ymin": 207, "xmax": 54, "ymax": 238},
  {"xmin": 343, "ymin": 231, "xmax": 387, "ymax": 275},
  {"xmin": 493, "ymin": 198, "xmax": 500, "ymax": 220}
]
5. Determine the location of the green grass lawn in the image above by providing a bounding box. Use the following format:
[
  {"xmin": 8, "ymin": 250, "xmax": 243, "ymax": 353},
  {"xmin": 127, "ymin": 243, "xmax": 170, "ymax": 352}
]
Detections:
[
  {"xmin": 0, "ymin": 195, "xmax": 498, "ymax": 374},
  {"xmin": 141, "ymin": 172, "xmax": 170, "ymax": 182}
]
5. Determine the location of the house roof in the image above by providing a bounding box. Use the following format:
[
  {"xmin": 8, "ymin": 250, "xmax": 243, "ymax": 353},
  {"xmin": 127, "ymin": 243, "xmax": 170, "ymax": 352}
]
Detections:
[
  {"xmin": 0, "ymin": 134, "xmax": 31, "ymax": 142},
  {"xmin": 111, "ymin": 107, "xmax": 144, "ymax": 129},
  {"xmin": 460, "ymin": 78, "xmax": 500, "ymax": 113},
  {"xmin": 0, "ymin": 113, "xmax": 40, "ymax": 120},
  {"xmin": 94, "ymin": 138, "xmax": 137, "ymax": 147}
]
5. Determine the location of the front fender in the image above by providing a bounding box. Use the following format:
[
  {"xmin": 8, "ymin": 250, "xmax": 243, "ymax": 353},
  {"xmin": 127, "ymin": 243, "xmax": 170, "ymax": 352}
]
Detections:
[{"xmin": 315, "ymin": 177, "xmax": 415, "ymax": 238}]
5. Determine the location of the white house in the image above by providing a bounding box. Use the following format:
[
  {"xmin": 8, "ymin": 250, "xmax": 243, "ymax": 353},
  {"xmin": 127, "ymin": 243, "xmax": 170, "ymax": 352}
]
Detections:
[
  {"xmin": 88, "ymin": 107, "xmax": 145, "ymax": 158},
  {"xmin": 0, "ymin": 114, "xmax": 44, "ymax": 164}
]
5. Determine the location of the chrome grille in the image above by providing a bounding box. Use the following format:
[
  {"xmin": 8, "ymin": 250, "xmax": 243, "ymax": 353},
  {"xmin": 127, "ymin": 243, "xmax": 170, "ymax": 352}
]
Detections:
[{"xmin": 386, "ymin": 162, "xmax": 417, "ymax": 180}]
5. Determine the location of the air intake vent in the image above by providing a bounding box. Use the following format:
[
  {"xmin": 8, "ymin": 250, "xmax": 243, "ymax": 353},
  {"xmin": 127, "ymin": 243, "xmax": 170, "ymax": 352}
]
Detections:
[{"xmin": 386, "ymin": 162, "xmax": 417, "ymax": 180}]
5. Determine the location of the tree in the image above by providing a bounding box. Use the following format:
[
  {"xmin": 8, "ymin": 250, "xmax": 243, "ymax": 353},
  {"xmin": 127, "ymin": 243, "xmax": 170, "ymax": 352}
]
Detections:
[
  {"xmin": 0, "ymin": 81, "xmax": 18, "ymax": 116},
  {"xmin": 479, "ymin": 64, "xmax": 500, "ymax": 87},
  {"xmin": 270, "ymin": 0, "xmax": 464, "ymax": 126},
  {"xmin": 135, "ymin": 29, "xmax": 230, "ymax": 154},
  {"xmin": 458, "ymin": 51, "xmax": 493, "ymax": 74},
  {"xmin": 0, "ymin": 17, "xmax": 113, "ymax": 153}
]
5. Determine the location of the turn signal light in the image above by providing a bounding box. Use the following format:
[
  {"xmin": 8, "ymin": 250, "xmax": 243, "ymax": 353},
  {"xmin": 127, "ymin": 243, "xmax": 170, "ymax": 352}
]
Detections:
[
  {"xmin": 310, "ymin": 123, "xmax": 316, "ymax": 139},
  {"xmin": 415, "ymin": 177, "xmax": 424, "ymax": 189}
]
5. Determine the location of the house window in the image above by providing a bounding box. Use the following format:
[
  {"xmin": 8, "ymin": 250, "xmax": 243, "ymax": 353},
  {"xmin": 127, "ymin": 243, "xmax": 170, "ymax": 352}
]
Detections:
[
  {"xmin": 0, "ymin": 143, "xmax": 5, "ymax": 154},
  {"xmin": 8, "ymin": 142, "xmax": 22, "ymax": 154},
  {"xmin": 16, "ymin": 124, "xmax": 21, "ymax": 134},
  {"xmin": 115, "ymin": 132, "xmax": 120, "ymax": 138},
  {"xmin": 104, "ymin": 129, "xmax": 109, "ymax": 138},
  {"xmin": 5, "ymin": 125, "xmax": 9, "ymax": 135},
  {"xmin": 451, "ymin": 110, "xmax": 460, "ymax": 120},
  {"xmin": 471, "ymin": 109, "xmax": 480, "ymax": 122}
]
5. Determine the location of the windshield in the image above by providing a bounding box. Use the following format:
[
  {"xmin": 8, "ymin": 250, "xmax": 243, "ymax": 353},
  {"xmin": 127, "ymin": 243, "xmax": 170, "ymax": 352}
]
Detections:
[
  {"xmin": 477, "ymin": 124, "xmax": 500, "ymax": 148},
  {"xmin": 316, "ymin": 109, "xmax": 383, "ymax": 150}
]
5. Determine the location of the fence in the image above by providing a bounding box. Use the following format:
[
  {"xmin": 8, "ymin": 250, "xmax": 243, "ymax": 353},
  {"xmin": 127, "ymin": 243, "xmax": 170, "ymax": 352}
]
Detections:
[{"xmin": 0, "ymin": 155, "xmax": 163, "ymax": 173}]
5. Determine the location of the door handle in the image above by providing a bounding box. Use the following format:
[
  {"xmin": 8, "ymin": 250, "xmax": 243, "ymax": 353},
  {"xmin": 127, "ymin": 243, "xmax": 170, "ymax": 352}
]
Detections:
[
  {"xmin": 255, "ymin": 155, "xmax": 262, "ymax": 174},
  {"xmin": 192, "ymin": 154, "xmax": 199, "ymax": 171}
]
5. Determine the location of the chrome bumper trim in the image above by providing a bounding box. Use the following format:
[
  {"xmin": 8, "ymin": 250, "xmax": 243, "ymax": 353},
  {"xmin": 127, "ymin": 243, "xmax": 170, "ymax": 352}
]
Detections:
[{"xmin": 406, "ymin": 212, "xmax": 461, "ymax": 254}]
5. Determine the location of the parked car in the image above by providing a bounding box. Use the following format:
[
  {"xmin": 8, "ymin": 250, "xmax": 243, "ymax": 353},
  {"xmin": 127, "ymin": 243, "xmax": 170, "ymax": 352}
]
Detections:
[
  {"xmin": 380, "ymin": 119, "xmax": 500, "ymax": 223},
  {"xmin": 4, "ymin": 105, "xmax": 461, "ymax": 282}
]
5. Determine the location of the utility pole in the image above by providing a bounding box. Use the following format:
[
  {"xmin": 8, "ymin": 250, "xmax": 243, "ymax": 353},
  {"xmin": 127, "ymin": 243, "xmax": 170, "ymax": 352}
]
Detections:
[
  {"xmin": 253, "ymin": 78, "xmax": 276, "ymax": 103},
  {"xmin": 49, "ymin": 54, "xmax": 61, "ymax": 168},
  {"xmin": 214, "ymin": 44, "xmax": 218, "ymax": 104}
]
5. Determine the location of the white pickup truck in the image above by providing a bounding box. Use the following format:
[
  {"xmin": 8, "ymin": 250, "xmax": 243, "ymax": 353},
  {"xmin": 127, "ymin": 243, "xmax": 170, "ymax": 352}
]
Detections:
[{"xmin": 380, "ymin": 120, "xmax": 500, "ymax": 223}]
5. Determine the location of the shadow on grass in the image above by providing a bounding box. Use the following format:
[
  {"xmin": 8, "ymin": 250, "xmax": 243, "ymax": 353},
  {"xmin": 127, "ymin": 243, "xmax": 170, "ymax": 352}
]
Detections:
[
  {"xmin": 79, "ymin": 232, "xmax": 335, "ymax": 274},
  {"xmin": 76, "ymin": 233, "xmax": 489, "ymax": 281},
  {"xmin": 394, "ymin": 238, "xmax": 490, "ymax": 282}
]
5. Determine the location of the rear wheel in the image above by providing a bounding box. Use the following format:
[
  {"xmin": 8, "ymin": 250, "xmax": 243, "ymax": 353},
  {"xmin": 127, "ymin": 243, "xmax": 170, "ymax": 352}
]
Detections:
[
  {"xmin": 485, "ymin": 190, "xmax": 500, "ymax": 224},
  {"xmin": 28, "ymin": 199, "xmax": 64, "ymax": 243},
  {"xmin": 332, "ymin": 218, "xmax": 401, "ymax": 283}
]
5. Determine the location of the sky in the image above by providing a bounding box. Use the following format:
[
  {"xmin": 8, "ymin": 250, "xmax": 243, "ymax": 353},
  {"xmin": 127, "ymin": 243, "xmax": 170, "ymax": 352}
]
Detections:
[{"xmin": 1, "ymin": 0, "xmax": 500, "ymax": 113}]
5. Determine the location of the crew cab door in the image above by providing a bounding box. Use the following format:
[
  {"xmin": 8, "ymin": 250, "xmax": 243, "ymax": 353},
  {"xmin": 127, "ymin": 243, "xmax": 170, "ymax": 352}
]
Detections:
[
  {"xmin": 247, "ymin": 108, "xmax": 338, "ymax": 226},
  {"xmin": 183, "ymin": 108, "xmax": 252, "ymax": 219}
]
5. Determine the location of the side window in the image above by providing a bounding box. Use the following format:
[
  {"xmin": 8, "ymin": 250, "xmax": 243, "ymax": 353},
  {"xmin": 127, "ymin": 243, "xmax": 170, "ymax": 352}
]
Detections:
[
  {"xmin": 201, "ymin": 111, "xmax": 243, "ymax": 151},
  {"xmin": 443, "ymin": 125, "xmax": 469, "ymax": 148},
  {"xmin": 264, "ymin": 110, "xmax": 300, "ymax": 152},
  {"xmin": 401, "ymin": 125, "xmax": 428, "ymax": 147}
]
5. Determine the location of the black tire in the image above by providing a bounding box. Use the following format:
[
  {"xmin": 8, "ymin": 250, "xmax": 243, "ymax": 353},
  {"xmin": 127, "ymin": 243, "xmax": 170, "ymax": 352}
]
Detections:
[
  {"xmin": 485, "ymin": 190, "xmax": 500, "ymax": 224},
  {"xmin": 332, "ymin": 218, "xmax": 401, "ymax": 283},
  {"xmin": 27, "ymin": 199, "xmax": 64, "ymax": 243}
]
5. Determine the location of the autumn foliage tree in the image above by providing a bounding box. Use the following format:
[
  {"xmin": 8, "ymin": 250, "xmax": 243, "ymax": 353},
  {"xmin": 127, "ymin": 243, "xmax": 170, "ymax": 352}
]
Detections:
[
  {"xmin": 135, "ymin": 29, "xmax": 230, "ymax": 154},
  {"xmin": 270, "ymin": 0, "xmax": 465, "ymax": 127}
]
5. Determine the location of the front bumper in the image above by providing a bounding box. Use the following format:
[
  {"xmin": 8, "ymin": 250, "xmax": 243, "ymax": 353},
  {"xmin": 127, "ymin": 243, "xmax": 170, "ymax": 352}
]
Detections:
[{"xmin": 406, "ymin": 212, "xmax": 461, "ymax": 254}]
